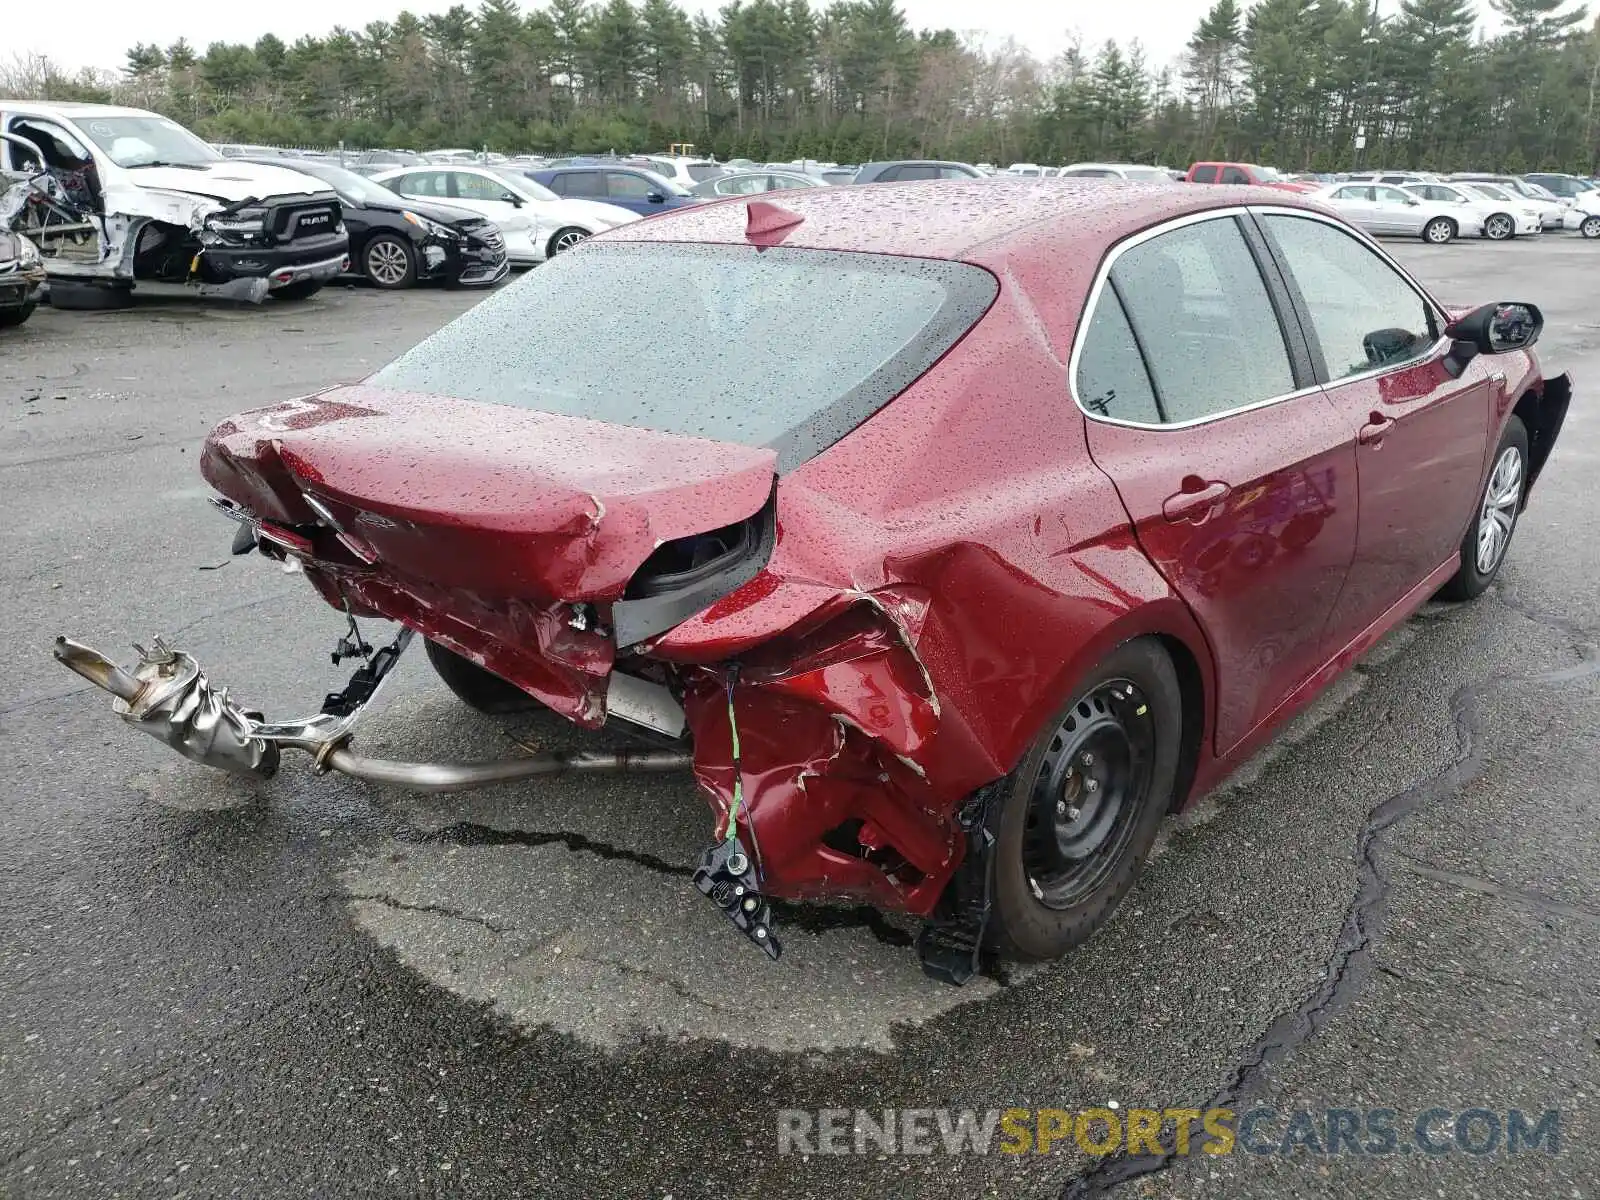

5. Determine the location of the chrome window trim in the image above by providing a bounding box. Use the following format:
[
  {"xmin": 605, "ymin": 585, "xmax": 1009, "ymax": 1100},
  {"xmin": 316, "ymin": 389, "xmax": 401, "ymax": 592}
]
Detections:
[{"xmin": 1068, "ymin": 204, "xmax": 1448, "ymax": 431}]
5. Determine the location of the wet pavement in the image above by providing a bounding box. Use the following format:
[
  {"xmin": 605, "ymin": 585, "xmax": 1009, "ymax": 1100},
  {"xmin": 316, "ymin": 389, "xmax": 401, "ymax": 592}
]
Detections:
[{"xmin": 2, "ymin": 244, "xmax": 1596, "ymax": 1198}]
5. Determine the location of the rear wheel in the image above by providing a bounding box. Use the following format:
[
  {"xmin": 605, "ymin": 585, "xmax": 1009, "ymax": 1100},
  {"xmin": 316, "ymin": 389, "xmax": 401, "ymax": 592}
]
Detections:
[
  {"xmin": 1581, "ymin": 216, "xmax": 1600, "ymax": 239},
  {"xmin": 424, "ymin": 639, "xmax": 540, "ymax": 714},
  {"xmin": 986, "ymin": 637, "xmax": 1181, "ymax": 962},
  {"xmin": 1439, "ymin": 416, "xmax": 1528, "ymax": 601},
  {"xmin": 272, "ymin": 279, "xmax": 325, "ymax": 301},
  {"xmin": 1483, "ymin": 213, "xmax": 1515, "ymax": 241},
  {"xmin": 1422, "ymin": 216, "xmax": 1456, "ymax": 244},
  {"xmin": 363, "ymin": 235, "xmax": 416, "ymax": 289},
  {"xmin": 547, "ymin": 227, "xmax": 589, "ymax": 257}
]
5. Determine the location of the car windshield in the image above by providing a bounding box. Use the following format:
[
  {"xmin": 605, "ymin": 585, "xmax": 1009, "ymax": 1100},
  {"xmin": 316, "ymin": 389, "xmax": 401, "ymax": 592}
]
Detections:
[
  {"xmin": 687, "ymin": 163, "xmax": 724, "ymax": 182},
  {"xmin": 1524, "ymin": 182, "xmax": 1557, "ymax": 200},
  {"xmin": 1467, "ymin": 183, "xmax": 1511, "ymax": 201},
  {"xmin": 369, "ymin": 242, "xmax": 998, "ymax": 470},
  {"xmin": 274, "ymin": 160, "xmax": 400, "ymax": 207},
  {"xmin": 1122, "ymin": 167, "xmax": 1170, "ymax": 182},
  {"xmin": 487, "ymin": 167, "xmax": 559, "ymax": 202},
  {"xmin": 76, "ymin": 115, "xmax": 222, "ymax": 168}
]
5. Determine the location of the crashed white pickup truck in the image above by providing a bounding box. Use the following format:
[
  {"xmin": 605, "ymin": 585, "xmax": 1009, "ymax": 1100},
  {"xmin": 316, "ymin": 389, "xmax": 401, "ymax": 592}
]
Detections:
[{"xmin": 0, "ymin": 100, "xmax": 349, "ymax": 304}]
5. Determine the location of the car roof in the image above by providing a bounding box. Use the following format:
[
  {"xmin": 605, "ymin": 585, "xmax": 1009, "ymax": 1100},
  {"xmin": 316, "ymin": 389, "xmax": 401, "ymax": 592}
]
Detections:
[
  {"xmin": 606, "ymin": 178, "xmax": 1326, "ymax": 261},
  {"xmin": 0, "ymin": 100, "xmax": 159, "ymax": 119},
  {"xmin": 858, "ymin": 160, "xmax": 972, "ymax": 169}
]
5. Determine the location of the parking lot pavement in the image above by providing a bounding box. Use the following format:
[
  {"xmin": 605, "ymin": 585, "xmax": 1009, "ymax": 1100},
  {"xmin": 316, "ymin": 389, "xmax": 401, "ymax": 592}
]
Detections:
[{"xmin": 1, "ymin": 241, "xmax": 1596, "ymax": 1199}]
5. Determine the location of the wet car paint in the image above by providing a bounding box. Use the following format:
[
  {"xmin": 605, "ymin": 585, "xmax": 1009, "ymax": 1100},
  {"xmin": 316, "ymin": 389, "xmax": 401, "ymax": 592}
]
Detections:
[{"xmin": 195, "ymin": 180, "xmax": 1563, "ymax": 921}]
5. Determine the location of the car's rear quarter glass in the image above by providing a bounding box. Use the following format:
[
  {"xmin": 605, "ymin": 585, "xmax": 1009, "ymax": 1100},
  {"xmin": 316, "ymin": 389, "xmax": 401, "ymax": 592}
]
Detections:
[{"xmin": 370, "ymin": 242, "xmax": 998, "ymax": 470}]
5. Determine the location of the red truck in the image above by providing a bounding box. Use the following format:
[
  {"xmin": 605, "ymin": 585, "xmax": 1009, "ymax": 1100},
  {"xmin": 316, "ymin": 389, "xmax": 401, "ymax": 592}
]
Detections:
[{"xmin": 1185, "ymin": 161, "xmax": 1316, "ymax": 192}]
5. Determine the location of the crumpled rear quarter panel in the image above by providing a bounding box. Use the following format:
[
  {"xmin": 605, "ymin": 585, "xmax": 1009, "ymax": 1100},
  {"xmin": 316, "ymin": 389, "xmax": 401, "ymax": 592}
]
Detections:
[{"xmin": 659, "ymin": 262, "xmax": 1206, "ymax": 913}]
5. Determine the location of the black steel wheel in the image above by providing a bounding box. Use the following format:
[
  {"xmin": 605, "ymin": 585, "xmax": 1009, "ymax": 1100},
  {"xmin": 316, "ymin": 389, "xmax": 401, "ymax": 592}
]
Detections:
[{"xmin": 987, "ymin": 637, "xmax": 1182, "ymax": 961}]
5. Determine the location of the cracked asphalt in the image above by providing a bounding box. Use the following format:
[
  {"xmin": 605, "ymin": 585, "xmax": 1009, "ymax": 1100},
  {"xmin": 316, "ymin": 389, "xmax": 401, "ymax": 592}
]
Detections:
[{"xmin": 2, "ymin": 241, "xmax": 1597, "ymax": 1198}]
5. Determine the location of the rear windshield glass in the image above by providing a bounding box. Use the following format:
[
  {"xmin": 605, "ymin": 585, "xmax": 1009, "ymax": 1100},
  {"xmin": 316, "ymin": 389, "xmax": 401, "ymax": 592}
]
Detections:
[{"xmin": 369, "ymin": 242, "xmax": 997, "ymax": 470}]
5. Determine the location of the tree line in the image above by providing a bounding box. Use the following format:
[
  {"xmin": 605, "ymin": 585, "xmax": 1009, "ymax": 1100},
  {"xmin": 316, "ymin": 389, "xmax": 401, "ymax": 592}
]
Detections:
[{"xmin": 6, "ymin": 0, "xmax": 1600, "ymax": 171}]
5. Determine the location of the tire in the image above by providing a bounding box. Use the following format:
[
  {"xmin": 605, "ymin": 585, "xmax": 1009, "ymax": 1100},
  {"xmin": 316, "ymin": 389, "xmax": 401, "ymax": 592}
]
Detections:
[
  {"xmin": 1438, "ymin": 416, "xmax": 1529, "ymax": 602},
  {"xmin": 424, "ymin": 638, "xmax": 540, "ymax": 714},
  {"xmin": 48, "ymin": 280, "xmax": 133, "ymax": 310},
  {"xmin": 546, "ymin": 227, "xmax": 590, "ymax": 257},
  {"xmin": 362, "ymin": 234, "xmax": 416, "ymax": 289},
  {"xmin": 272, "ymin": 279, "xmax": 325, "ymax": 301},
  {"xmin": 1581, "ymin": 216, "xmax": 1600, "ymax": 239},
  {"xmin": 0, "ymin": 302, "xmax": 36, "ymax": 327},
  {"xmin": 986, "ymin": 637, "xmax": 1182, "ymax": 962},
  {"xmin": 1483, "ymin": 213, "xmax": 1514, "ymax": 241},
  {"xmin": 1422, "ymin": 216, "xmax": 1455, "ymax": 244}
]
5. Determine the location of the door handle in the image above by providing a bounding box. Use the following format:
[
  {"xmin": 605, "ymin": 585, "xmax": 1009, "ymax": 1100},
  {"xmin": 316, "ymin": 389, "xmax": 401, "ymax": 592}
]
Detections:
[
  {"xmin": 1357, "ymin": 413, "xmax": 1395, "ymax": 445},
  {"xmin": 1162, "ymin": 480, "xmax": 1232, "ymax": 523}
]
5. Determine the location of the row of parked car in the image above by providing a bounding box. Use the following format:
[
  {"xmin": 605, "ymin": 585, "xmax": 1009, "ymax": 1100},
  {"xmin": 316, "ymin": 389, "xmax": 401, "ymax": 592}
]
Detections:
[{"xmin": 5, "ymin": 101, "xmax": 1595, "ymax": 330}]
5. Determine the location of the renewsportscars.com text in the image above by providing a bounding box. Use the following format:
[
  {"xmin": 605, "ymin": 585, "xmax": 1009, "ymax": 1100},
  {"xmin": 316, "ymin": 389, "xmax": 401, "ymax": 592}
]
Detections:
[{"xmin": 777, "ymin": 1106, "xmax": 1561, "ymax": 1158}]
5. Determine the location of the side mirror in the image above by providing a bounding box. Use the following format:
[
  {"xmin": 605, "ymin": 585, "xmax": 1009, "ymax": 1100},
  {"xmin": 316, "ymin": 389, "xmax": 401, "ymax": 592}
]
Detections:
[
  {"xmin": 1405, "ymin": 198, "xmax": 1419, "ymax": 206},
  {"xmin": 504, "ymin": 193, "xmax": 523, "ymax": 207},
  {"xmin": 1442, "ymin": 302, "xmax": 1543, "ymax": 377},
  {"xmin": 646, "ymin": 191, "xmax": 665, "ymax": 203}
]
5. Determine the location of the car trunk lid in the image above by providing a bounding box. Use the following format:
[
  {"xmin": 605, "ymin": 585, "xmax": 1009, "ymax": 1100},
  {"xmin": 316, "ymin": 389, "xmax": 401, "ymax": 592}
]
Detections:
[{"xmin": 201, "ymin": 384, "xmax": 778, "ymax": 603}]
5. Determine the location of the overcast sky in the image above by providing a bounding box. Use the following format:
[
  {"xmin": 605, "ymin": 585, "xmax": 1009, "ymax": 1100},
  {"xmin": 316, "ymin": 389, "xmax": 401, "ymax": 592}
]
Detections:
[{"xmin": 7, "ymin": 0, "xmax": 1504, "ymax": 80}]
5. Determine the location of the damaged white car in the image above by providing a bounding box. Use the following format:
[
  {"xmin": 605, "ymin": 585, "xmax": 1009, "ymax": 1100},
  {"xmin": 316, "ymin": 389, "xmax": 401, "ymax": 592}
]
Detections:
[{"xmin": 0, "ymin": 101, "xmax": 349, "ymax": 305}]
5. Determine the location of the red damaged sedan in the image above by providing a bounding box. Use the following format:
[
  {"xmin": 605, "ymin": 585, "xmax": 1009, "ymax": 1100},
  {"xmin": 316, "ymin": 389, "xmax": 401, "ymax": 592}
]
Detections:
[{"xmin": 56, "ymin": 183, "xmax": 1569, "ymax": 984}]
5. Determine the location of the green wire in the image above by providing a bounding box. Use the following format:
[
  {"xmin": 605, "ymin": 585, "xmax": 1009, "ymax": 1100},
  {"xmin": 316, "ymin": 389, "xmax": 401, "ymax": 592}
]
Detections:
[{"xmin": 723, "ymin": 680, "xmax": 743, "ymax": 842}]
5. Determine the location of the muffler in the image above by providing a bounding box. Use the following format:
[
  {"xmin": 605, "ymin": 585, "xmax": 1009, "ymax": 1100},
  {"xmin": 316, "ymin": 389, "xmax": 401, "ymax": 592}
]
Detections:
[{"xmin": 54, "ymin": 636, "xmax": 280, "ymax": 778}]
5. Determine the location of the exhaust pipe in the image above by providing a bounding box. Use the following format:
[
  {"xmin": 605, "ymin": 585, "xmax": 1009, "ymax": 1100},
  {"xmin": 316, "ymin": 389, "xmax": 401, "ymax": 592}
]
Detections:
[
  {"xmin": 53, "ymin": 635, "xmax": 692, "ymax": 792},
  {"xmin": 321, "ymin": 746, "xmax": 691, "ymax": 793}
]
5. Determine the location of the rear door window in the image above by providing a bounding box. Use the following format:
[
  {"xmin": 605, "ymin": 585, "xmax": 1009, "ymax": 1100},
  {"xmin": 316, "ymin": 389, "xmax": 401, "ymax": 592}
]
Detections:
[
  {"xmin": 1104, "ymin": 216, "xmax": 1295, "ymax": 422},
  {"xmin": 395, "ymin": 171, "xmax": 449, "ymax": 198},
  {"xmin": 370, "ymin": 243, "xmax": 998, "ymax": 470},
  {"xmin": 557, "ymin": 171, "xmax": 604, "ymax": 198},
  {"xmin": 1219, "ymin": 166, "xmax": 1250, "ymax": 184},
  {"xmin": 1190, "ymin": 165, "xmax": 1219, "ymax": 183}
]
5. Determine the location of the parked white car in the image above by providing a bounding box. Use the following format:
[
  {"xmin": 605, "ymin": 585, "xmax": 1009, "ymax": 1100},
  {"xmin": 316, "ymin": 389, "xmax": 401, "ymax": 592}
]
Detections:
[
  {"xmin": 1563, "ymin": 187, "xmax": 1600, "ymax": 237},
  {"xmin": 1005, "ymin": 163, "xmax": 1044, "ymax": 176},
  {"xmin": 644, "ymin": 156, "xmax": 725, "ymax": 189},
  {"xmin": 1451, "ymin": 174, "xmax": 1564, "ymax": 229},
  {"xmin": 1311, "ymin": 182, "xmax": 1483, "ymax": 243},
  {"xmin": 1402, "ymin": 181, "xmax": 1540, "ymax": 241},
  {"xmin": 374, "ymin": 164, "xmax": 637, "ymax": 263},
  {"xmin": 1058, "ymin": 162, "xmax": 1176, "ymax": 182},
  {"xmin": 1455, "ymin": 182, "xmax": 1546, "ymax": 239}
]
